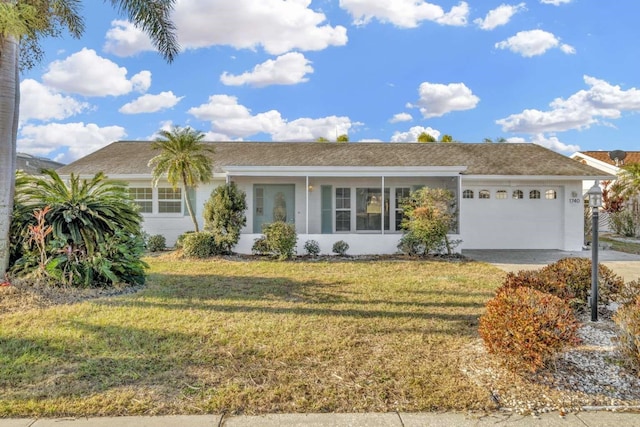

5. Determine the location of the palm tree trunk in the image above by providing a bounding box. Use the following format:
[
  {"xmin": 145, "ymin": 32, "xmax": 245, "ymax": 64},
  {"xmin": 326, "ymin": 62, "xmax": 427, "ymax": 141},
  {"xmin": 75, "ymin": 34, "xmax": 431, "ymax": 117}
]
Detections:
[
  {"xmin": 0, "ymin": 35, "xmax": 19, "ymax": 277},
  {"xmin": 182, "ymin": 175, "xmax": 199, "ymax": 232}
]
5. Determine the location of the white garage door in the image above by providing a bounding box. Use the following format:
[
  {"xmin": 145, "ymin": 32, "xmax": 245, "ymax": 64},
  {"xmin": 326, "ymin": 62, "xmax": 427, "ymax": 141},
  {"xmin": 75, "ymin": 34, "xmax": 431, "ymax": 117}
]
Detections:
[{"xmin": 460, "ymin": 186, "xmax": 564, "ymax": 249}]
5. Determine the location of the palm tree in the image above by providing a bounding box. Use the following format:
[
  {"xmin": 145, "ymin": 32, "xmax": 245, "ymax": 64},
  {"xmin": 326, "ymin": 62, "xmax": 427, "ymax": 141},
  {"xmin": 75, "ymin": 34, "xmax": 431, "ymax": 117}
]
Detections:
[
  {"xmin": 148, "ymin": 126, "xmax": 214, "ymax": 232},
  {"xmin": 0, "ymin": 0, "xmax": 179, "ymax": 276},
  {"xmin": 15, "ymin": 169, "xmax": 142, "ymax": 256},
  {"xmin": 418, "ymin": 132, "xmax": 436, "ymax": 143},
  {"xmin": 617, "ymin": 163, "xmax": 640, "ymax": 200}
]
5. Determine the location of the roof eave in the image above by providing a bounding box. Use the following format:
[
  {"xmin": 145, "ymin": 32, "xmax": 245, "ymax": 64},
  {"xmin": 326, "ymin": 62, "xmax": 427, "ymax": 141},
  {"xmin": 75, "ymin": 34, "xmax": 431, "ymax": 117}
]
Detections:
[
  {"xmin": 223, "ymin": 165, "xmax": 468, "ymax": 177},
  {"xmin": 462, "ymin": 174, "xmax": 616, "ymax": 181}
]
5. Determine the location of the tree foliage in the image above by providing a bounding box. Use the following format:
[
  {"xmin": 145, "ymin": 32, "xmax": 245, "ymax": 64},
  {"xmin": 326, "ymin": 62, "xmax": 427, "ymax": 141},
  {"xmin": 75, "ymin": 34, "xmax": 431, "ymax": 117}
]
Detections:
[
  {"xmin": 148, "ymin": 126, "xmax": 214, "ymax": 232},
  {"xmin": 397, "ymin": 187, "xmax": 458, "ymax": 256},
  {"xmin": 11, "ymin": 170, "xmax": 147, "ymax": 287},
  {"xmin": 203, "ymin": 183, "xmax": 247, "ymax": 254},
  {"xmin": 417, "ymin": 132, "xmax": 436, "ymax": 143},
  {"xmin": 0, "ymin": 0, "xmax": 179, "ymax": 277}
]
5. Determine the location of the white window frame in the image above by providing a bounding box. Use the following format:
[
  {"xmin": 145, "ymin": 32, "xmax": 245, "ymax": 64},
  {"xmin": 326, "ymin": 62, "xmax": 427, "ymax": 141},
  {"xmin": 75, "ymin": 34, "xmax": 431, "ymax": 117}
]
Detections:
[{"xmin": 158, "ymin": 187, "xmax": 182, "ymax": 214}]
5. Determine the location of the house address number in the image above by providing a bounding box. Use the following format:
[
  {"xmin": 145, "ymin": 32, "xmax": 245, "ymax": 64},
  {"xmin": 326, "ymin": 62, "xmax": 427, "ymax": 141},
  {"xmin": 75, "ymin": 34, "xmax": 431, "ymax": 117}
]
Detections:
[{"xmin": 569, "ymin": 198, "xmax": 582, "ymax": 204}]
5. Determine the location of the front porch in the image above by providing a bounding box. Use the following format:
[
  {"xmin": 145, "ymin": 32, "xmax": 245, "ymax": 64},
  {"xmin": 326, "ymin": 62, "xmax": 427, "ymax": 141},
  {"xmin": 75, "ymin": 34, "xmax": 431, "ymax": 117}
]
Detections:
[{"xmin": 225, "ymin": 165, "xmax": 465, "ymax": 255}]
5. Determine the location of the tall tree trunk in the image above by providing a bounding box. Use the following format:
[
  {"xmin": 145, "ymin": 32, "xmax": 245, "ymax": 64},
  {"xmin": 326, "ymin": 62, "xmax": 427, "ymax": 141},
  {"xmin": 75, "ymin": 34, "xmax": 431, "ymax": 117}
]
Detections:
[
  {"xmin": 0, "ymin": 35, "xmax": 19, "ymax": 277},
  {"xmin": 182, "ymin": 174, "xmax": 199, "ymax": 232}
]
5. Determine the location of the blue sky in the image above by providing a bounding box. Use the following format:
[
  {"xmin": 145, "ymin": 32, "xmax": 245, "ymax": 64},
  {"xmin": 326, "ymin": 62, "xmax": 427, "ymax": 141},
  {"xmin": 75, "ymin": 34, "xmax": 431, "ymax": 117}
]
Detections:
[{"xmin": 17, "ymin": 0, "xmax": 640, "ymax": 164}]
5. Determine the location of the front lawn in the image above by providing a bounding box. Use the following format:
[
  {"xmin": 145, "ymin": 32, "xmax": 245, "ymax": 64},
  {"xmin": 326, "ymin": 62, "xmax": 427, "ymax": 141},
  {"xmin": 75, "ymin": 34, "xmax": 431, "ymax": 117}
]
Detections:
[{"xmin": 0, "ymin": 256, "xmax": 502, "ymax": 417}]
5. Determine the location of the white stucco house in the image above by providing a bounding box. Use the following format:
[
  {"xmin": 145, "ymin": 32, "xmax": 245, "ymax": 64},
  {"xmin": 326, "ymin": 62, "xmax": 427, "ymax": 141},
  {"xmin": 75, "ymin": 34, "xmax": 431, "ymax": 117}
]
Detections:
[{"xmin": 57, "ymin": 141, "xmax": 611, "ymax": 255}]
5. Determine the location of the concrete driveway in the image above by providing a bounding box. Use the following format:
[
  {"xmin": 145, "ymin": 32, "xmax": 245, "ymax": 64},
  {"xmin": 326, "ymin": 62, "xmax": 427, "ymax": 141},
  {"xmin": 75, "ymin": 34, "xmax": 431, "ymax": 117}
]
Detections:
[{"xmin": 463, "ymin": 249, "xmax": 640, "ymax": 281}]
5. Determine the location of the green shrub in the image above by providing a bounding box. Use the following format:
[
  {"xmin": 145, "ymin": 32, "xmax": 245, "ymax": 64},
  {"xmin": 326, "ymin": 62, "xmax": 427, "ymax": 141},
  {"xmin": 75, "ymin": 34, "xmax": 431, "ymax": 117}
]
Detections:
[
  {"xmin": 609, "ymin": 210, "xmax": 639, "ymax": 237},
  {"xmin": 304, "ymin": 240, "xmax": 321, "ymax": 257},
  {"xmin": 10, "ymin": 170, "xmax": 147, "ymax": 287},
  {"xmin": 203, "ymin": 183, "xmax": 247, "ymax": 254},
  {"xmin": 146, "ymin": 234, "xmax": 166, "ymax": 252},
  {"xmin": 182, "ymin": 232, "xmax": 220, "ymax": 258},
  {"xmin": 44, "ymin": 231, "xmax": 148, "ymax": 287},
  {"xmin": 175, "ymin": 231, "xmax": 195, "ymax": 249},
  {"xmin": 479, "ymin": 286, "xmax": 579, "ymax": 373},
  {"xmin": 251, "ymin": 236, "xmax": 270, "ymax": 256},
  {"xmin": 396, "ymin": 233, "xmax": 425, "ymax": 257},
  {"xmin": 262, "ymin": 221, "xmax": 297, "ymax": 260},
  {"xmin": 397, "ymin": 187, "xmax": 457, "ymax": 256},
  {"xmin": 332, "ymin": 240, "xmax": 349, "ymax": 256},
  {"xmin": 614, "ymin": 295, "xmax": 640, "ymax": 369}
]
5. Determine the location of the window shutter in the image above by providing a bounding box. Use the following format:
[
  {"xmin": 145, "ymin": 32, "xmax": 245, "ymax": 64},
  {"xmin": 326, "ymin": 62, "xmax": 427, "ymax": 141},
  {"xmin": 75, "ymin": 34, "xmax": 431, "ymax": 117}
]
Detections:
[{"xmin": 321, "ymin": 185, "xmax": 333, "ymax": 234}]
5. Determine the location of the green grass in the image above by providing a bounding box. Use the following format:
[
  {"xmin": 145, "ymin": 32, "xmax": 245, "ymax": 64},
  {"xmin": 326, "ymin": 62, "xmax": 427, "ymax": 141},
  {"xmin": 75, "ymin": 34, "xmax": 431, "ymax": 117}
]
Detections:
[
  {"xmin": 0, "ymin": 257, "xmax": 503, "ymax": 417},
  {"xmin": 600, "ymin": 234, "xmax": 640, "ymax": 255}
]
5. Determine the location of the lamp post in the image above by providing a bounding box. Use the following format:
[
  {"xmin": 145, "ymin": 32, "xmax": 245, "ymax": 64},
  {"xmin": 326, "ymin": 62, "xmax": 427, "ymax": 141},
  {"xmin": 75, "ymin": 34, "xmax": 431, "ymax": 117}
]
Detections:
[{"xmin": 588, "ymin": 180, "xmax": 603, "ymax": 322}]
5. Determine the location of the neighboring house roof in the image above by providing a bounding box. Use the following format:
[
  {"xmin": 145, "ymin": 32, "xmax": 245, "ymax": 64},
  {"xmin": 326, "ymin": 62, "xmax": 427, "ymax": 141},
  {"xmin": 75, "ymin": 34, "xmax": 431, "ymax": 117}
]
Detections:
[
  {"xmin": 17, "ymin": 153, "xmax": 64, "ymax": 174},
  {"xmin": 575, "ymin": 151, "xmax": 640, "ymax": 167},
  {"xmin": 58, "ymin": 141, "xmax": 609, "ymax": 178}
]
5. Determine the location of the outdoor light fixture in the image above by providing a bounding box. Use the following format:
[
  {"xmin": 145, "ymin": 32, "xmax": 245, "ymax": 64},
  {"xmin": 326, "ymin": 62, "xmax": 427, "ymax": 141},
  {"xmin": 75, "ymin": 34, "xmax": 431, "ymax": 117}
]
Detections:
[
  {"xmin": 588, "ymin": 180, "xmax": 602, "ymax": 322},
  {"xmin": 308, "ymin": 185, "xmax": 314, "ymax": 192}
]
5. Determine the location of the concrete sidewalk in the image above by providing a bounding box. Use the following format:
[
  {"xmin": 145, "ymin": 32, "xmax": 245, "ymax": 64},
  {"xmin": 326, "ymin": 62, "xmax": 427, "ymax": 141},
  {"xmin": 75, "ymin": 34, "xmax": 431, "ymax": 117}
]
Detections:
[
  {"xmin": 2, "ymin": 411, "xmax": 640, "ymax": 426},
  {"xmin": 463, "ymin": 249, "xmax": 640, "ymax": 281}
]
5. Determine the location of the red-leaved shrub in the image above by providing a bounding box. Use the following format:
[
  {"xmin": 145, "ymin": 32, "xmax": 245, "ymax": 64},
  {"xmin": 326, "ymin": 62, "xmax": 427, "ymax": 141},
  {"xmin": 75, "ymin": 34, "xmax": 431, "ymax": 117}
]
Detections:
[
  {"xmin": 539, "ymin": 258, "xmax": 623, "ymax": 304},
  {"xmin": 614, "ymin": 294, "xmax": 640, "ymax": 370},
  {"xmin": 479, "ymin": 286, "xmax": 580, "ymax": 373}
]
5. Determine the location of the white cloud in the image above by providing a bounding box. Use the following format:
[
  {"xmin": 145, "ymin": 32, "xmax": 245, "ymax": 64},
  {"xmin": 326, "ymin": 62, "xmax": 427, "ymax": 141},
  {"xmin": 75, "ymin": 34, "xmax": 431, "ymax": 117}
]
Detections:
[
  {"xmin": 105, "ymin": 0, "xmax": 347, "ymax": 57},
  {"xmin": 18, "ymin": 122, "xmax": 127, "ymax": 163},
  {"xmin": 389, "ymin": 113, "xmax": 413, "ymax": 123},
  {"xmin": 340, "ymin": 0, "xmax": 469, "ymax": 28},
  {"xmin": 188, "ymin": 94, "xmax": 285, "ymax": 137},
  {"xmin": 474, "ymin": 3, "xmax": 526, "ymax": 30},
  {"xmin": 506, "ymin": 134, "xmax": 580, "ymax": 153},
  {"xmin": 104, "ymin": 20, "xmax": 155, "ymax": 57},
  {"xmin": 410, "ymin": 81, "xmax": 479, "ymax": 118},
  {"xmin": 272, "ymin": 116, "xmax": 355, "ymax": 141},
  {"xmin": 19, "ymin": 79, "xmax": 89, "ymax": 123},
  {"xmin": 188, "ymin": 94, "xmax": 355, "ymax": 140},
  {"xmin": 131, "ymin": 70, "xmax": 152, "ymax": 93},
  {"xmin": 220, "ymin": 53, "xmax": 313, "ymax": 87},
  {"xmin": 497, "ymin": 75, "xmax": 640, "ymax": 134},
  {"xmin": 495, "ymin": 29, "xmax": 575, "ymax": 57},
  {"xmin": 119, "ymin": 91, "xmax": 184, "ymax": 114},
  {"xmin": 42, "ymin": 48, "xmax": 151, "ymax": 96},
  {"xmin": 391, "ymin": 126, "xmax": 441, "ymax": 142},
  {"xmin": 540, "ymin": 0, "xmax": 572, "ymax": 5}
]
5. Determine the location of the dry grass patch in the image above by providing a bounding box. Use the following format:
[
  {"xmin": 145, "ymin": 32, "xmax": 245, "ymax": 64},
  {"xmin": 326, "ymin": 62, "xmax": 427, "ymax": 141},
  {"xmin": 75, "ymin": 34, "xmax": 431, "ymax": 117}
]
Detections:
[{"xmin": 0, "ymin": 256, "xmax": 502, "ymax": 417}]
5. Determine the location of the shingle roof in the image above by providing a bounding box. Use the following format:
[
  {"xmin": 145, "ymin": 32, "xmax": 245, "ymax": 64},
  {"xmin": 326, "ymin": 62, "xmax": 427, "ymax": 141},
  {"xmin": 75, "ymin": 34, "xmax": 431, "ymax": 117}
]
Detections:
[
  {"xmin": 18, "ymin": 153, "xmax": 64, "ymax": 175},
  {"xmin": 578, "ymin": 151, "xmax": 640, "ymax": 167},
  {"xmin": 57, "ymin": 141, "xmax": 609, "ymax": 177}
]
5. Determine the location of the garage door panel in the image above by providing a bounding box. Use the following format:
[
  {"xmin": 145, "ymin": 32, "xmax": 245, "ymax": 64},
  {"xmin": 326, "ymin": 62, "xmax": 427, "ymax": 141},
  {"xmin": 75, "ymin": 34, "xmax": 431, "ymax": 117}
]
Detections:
[{"xmin": 461, "ymin": 187, "xmax": 563, "ymax": 249}]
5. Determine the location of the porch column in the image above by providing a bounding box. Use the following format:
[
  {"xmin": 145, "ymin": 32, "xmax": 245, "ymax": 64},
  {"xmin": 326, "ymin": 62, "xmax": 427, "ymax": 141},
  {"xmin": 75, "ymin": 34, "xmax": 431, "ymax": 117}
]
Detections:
[
  {"xmin": 305, "ymin": 175, "xmax": 309, "ymax": 234},
  {"xmin": 381, "ymin": 176, "xmax": 385, "ymax": 235},
  {"xmin": 456, "ymin": 174, "xmax": 462, "ymax": 234}
]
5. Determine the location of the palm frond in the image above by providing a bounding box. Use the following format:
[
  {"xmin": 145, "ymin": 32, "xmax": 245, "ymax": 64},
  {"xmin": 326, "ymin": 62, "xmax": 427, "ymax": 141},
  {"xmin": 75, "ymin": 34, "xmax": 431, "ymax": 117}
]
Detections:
[{"xmin": 107, "ymin": 0, "xmax": 179, "ymax": 62}]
